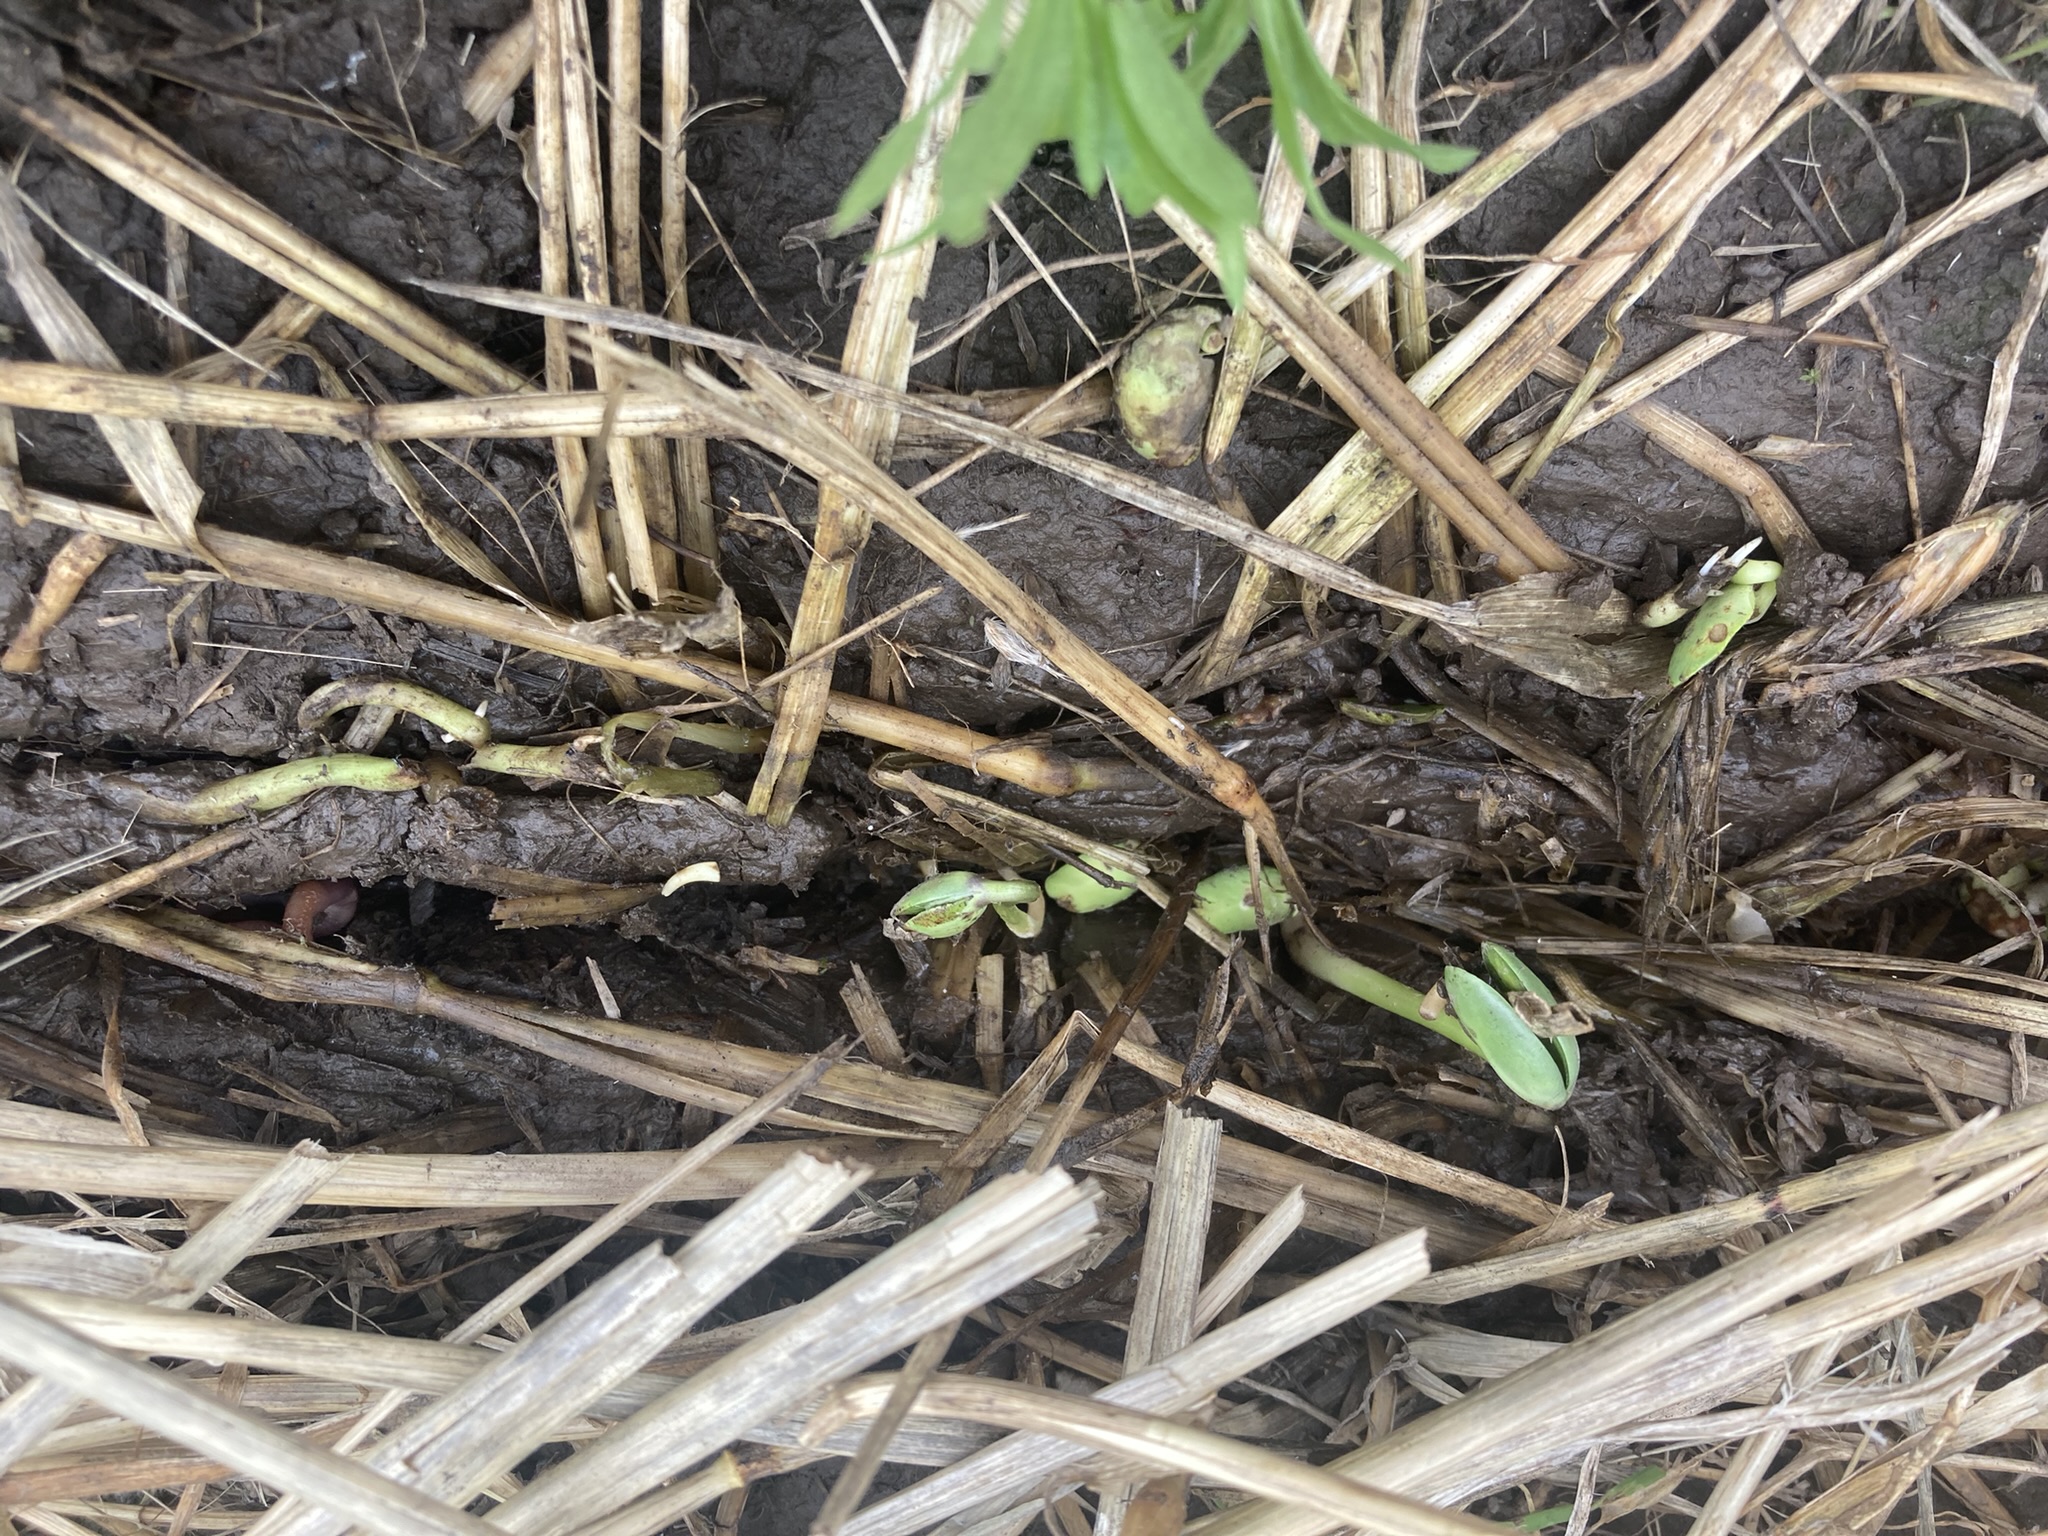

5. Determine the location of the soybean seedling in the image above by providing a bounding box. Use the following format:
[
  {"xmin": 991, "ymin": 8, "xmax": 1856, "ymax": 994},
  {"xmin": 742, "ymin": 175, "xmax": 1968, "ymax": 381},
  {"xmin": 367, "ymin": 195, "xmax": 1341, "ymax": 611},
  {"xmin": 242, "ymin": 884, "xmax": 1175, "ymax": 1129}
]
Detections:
[
  {"xmin": 1652, "ymin": 553, "xmax": 1783, "ymax": 684},
  {"xmin": 1288, "ymin": 924, "xmax": 1575, "ymax": 1109},
  {"xmin": 1044, "ymin": 852, "xmax": 1141, "ymax": 914},
  {"xmin": 1461, "ymin": 942, "xmax": 1580, "ymax": 1109},
  {"xmin": 1636, "ymin": 537, "xmax": 1761, "ymax": 630},
  {"xmin": 1187, "ymin": 864, "xmax": 1578, "ymax": 1109},
  {"xmin": 890, "ymin": 871, "xmax": 1044, "ymax": 940},
  {"xmin": 1191, "ymin": 864, "xmax": 1294, "ymax": 933}
]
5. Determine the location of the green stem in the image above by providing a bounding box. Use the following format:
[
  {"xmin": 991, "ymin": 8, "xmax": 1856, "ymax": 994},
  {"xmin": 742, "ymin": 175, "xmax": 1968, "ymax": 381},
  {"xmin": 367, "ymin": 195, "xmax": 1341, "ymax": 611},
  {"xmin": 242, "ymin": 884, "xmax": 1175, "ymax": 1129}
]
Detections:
[
  {"xmin": 114, "ymin": 755, "xmax": 429, "ymax": 825},
  {"xmin": 608, "ymin": 710, "xmax": 768, "ymax": 756},
  {"xmin": 470, "ymin": 742, "xmax": 598, "ymax": 782},
  {"xmin": 1281, "ymin": 917, "xmax": 1477, "ymax": 1051},
  {"xmin": 977, "ymin": 879, "xmax": 1042, "ymax": 907},
  {"xmin": 298, "ymin": 678, "xmax": 492, "ymax": 749}
]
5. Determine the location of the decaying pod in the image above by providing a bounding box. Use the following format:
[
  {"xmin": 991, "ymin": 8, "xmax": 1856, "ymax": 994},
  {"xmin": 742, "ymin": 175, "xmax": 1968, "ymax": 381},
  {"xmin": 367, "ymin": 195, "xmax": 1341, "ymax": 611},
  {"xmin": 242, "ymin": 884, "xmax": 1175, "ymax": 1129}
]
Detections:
[{"xmin": 1116, "ymin": 305, "xmax": 1228, "ymax": 467}]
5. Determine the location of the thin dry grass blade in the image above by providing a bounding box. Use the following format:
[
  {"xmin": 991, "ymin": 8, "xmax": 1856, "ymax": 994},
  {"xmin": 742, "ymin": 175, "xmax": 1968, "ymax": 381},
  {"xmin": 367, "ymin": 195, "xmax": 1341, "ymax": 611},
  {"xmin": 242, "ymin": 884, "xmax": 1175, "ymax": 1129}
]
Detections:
[
  {"xmin": 0, "ymin": 184, "xmax": 202, "ymax": 556},
  {"xmin": 529, "ymin": 0, "xmax": 611, "ymax": 615},
  {"xmin": 1958, "ymin": 222, "xmax": 2048, "ymax": 516},
  {"xmin": 292, "ymin": 343, "xmax": 533, "ymax": 604},
  {"xmin": 0, "ymin": 968, "xmax": 1489, "ymax": 1259},
  {"xmin": 1497, "ymin": 153, "xmax": 2048, "ymax": 510},
  {"xmin": 20, "ymin": 487, "xmax": 1143, "ymax": 797},
  {"xmin": 0, "ymin": 826, "xmax": 252, "ymax": 935},
  {"xmin": 659, "ymin": 0, "xmax": 719, "ymax": 598},
  {"xmin": 1202, "ymin": 0, "xmax": 1349, "ymax": 465},
  {"xmin": 1114, "ymin": 1036, "xmax": 1559, "ymax": 1227},
  {"xmin": 16, "ymin": 94, "xmax": 517, "ymax": 396}
]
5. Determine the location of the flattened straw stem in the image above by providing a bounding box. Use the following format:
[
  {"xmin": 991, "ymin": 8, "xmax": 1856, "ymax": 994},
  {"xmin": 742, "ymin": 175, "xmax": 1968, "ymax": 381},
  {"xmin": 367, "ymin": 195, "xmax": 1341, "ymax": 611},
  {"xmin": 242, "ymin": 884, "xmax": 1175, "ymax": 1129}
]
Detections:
[
  {"xmin": 1204, "ymin": 1170, "xmax": 1955, "ymax": 1536},
  {"xmin": 1920, "ymin": 0, "xmax": 2048, "ymax": 144},
  {"xmin": 0, "ymin": 348, "xmax": 1461, "ymax": 635},
  {"xmin": 607, "ymin": 0, "xmax": 645, "ymax": 316},
  {"xmin": 1681, "ymin": 1327, "xmax": 1856, "ymax": 1536},
  {"xmin": 20, "ymin": 489, "xmax": 1133, "ymax": 797},
  {"xmin": 1404, "ymin": 1096, "xmax": 2048, "ymax": 1305},
  {"xmin": 0, "ymin": 1018, "xmax": 1488, "ymax": 1256},
  {"xmin": 748, "ymin": 1, "xmax": 975, "ymax": 826},
  {"xmin": 1347, "ymin": 0, "xmax": 1420, "ymax": 603},
  {"xmin": 1093, "ymin": 1101, "xmax": 1221, "ymax": 1534},
  {"xmin": 247, "ymin": 1075, "xmax": 860, "ymax": 1536},
  {"xmin": 1347, "ymin": 0, "xmax": 1393, "ymax": 361},
  {"xmin": 0, "ymin": 1294, "xmax": 496, "ymax": 1536},
  {"xmin": 1202, "ymin": 0, "xmax": 1349, "ymax": 466},
  {"xmin": 462, "ymin": 10, "xmax": 536, "ymax": 127},
  {"xmin": 810, "ymin": 1323, "xmax": 957, "ymax": 1536},
  {"xmin": 660, "ymin": 0, "xmax": 721, "ymax": 598},
  {"xmin": 879, "ymin": 1378, "xmax": 1511, "ymax": 1536},
  {"xmin": 489, "ymin": 1175, "xmax": 1098, "ymax": 1536},
  {"xmin": 0, "ymin": 1142, "xmax": 344, "ymax": 1479},
  {"xmin": 842, "ymin": 1231, "xmax": 1430, "ymax": 1536}
]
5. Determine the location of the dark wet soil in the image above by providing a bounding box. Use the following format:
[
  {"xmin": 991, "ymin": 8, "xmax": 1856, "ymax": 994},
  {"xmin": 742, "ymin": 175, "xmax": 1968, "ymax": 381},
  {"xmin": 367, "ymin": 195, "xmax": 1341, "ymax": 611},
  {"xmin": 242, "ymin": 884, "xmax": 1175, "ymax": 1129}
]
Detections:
[{"xmin": 5, "ymin": 0, "xmax": 2048, "ymax": 1527}]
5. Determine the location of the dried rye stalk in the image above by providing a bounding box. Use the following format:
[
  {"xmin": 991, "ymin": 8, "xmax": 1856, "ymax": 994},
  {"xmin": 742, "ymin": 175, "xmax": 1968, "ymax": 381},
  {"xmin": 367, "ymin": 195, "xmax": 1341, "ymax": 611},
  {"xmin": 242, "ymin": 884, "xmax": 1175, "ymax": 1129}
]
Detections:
[{"xmin": 749, "ymin": 1, "xmax": 975, "ymax": 825}]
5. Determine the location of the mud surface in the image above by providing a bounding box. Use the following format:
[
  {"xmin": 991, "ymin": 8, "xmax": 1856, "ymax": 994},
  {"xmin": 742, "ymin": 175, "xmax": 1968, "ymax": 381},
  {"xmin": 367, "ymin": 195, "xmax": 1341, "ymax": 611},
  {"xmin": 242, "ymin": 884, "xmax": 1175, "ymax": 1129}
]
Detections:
[{"xmin": 4, "ymin": 0, "xmax": 2048, "ymax": 1527}]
